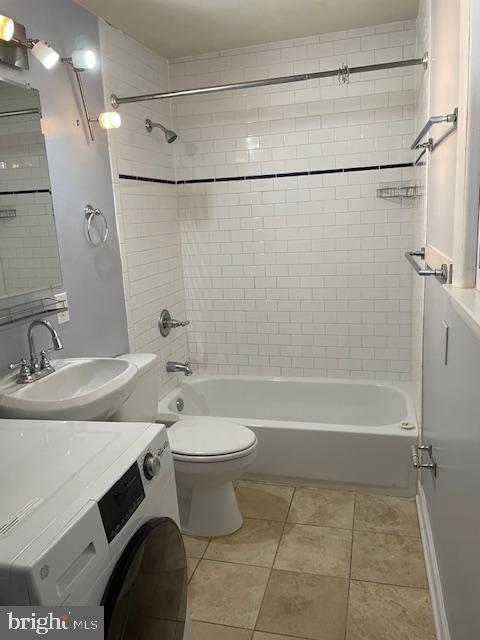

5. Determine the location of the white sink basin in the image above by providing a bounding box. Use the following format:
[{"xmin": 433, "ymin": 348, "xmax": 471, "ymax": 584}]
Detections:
[{"xmin": 0, "ymin": 358, "xmax": 138, "ymax": 421}]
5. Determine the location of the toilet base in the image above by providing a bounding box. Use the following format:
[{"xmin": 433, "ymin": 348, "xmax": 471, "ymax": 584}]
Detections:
[
  {"xmin": 178, "ymin": 480, "xmax": 243, "ymax": 537},
  {"xmin": 173, "ymin": 447, "xmax": 257, "ymax": 537}
]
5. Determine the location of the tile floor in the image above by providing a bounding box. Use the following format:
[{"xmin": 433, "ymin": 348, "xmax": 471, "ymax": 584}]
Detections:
[{"xmin": 185, "ymin": 481, "xmax": 435, "ymax": 640}]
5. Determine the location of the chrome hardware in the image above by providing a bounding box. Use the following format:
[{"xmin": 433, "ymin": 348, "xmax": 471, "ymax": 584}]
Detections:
[
  {"xmin": 39, "ymin": 349, "xmax": 54, "ymax": 371},
  {"xmin": 159, "ymin": 309, "xmax": 190, "ymax": 337},
  {"xmin": 404, "ymin": 249, "xmax": 448, "ymax": 283},
  {"xmin": 85, "ymin": 204, "xmax": 108, "ymax": 247},
  {"xmin": 176, "ymin": 398, "xmax": 185, "ymax": 412},
  {"xmin": 411, "ymin": 108, "xmax": 458, "ymax": 152},
  {"xmin": 166, "ymin": 361, "xmax": 193, "ymax": 377},
  {"xmin": 110, "ymin": 55, "xmax": 427, "ymax": 107},
  {"xmin": 27, "ymin": 320, "xmax": 63, "ymax": 373},
  {"xmin": 143, "ymin": 452, "xmax": 161, "ymax": 480},
  {"xmin": 8, "ymin": 358, "xmax": 34, "ymax": 384},
  {"xmin": 412, "ymin": 444, "xmax": 437, "ymax": 477}
]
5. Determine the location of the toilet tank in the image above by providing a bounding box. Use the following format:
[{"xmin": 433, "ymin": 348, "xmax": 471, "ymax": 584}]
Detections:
[{"xmin": 110, "ymin": 353, "xmax": 159, "ymax": 423}]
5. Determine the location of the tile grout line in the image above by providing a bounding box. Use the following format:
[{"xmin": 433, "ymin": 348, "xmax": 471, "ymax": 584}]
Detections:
[
  {"xmin": 343, "ymin": 492, "xmax": 357, "ymax": 640},
  {"xmin": 252, "ymin": 485, "xmax": 297, "ymax": 634}
]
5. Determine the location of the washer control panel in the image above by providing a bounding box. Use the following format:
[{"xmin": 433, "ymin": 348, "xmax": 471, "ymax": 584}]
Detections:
[{"xmin": 138, "ymin": 439, "xmax": 169, "ymax": 485}]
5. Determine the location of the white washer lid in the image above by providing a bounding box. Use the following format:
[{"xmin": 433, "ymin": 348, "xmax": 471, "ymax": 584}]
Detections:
[{"xmin": 168, "ymin": 418, "xmax": 256, "ymax": 456}]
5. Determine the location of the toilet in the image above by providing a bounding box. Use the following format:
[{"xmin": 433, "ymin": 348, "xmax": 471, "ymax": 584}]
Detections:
[
  {"xmin": 168, "ymin": 418, "xmax": 258, "ymax": 537},
  {"xmin": 112, "ymin": 354, "xmax": 258, "ymax": 537}
]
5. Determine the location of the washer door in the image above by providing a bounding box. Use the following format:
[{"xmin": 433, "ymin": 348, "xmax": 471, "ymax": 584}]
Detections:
[{"xmin": 101, "ymin": 517, "xmax": 187, "ymax": 640}]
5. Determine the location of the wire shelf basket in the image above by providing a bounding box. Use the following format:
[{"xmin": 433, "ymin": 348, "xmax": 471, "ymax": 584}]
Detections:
[
  {"xmin": 0, "ymin": 297, "xmax": 67, "ymax": 330},
  {"xmin": 376, "ymin": 185, "xmax": 423, "ymax": 200},
  {"xmin": 0, "ymin": 208, "xmax": 16, "ymax": 220}
]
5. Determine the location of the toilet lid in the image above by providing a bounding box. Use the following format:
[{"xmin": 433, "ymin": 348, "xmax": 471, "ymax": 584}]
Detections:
[{"xmin": 168, "ymin": 418, "xmax": 257, "ymax": 457}]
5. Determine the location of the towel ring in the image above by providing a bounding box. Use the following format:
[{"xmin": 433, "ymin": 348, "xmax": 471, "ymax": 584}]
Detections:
[{"xmin": 84, "ymin": 204, "xmax": 108, "ymax": 247}]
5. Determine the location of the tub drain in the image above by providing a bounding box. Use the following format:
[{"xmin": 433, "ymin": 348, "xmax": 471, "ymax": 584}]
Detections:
[
  {"xmin": 176, "ymin": 398, "xmax": 184, "ymax": 412},
  {"xmin": 400, "ymin": 421, "xmax": 415, "ymax": 430}
]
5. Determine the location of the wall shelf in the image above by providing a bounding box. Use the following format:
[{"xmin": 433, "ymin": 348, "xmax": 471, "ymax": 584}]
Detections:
[
  {"xmin": 377, "ymin": 184, "xmax": 423, "ymax": 200},
  {"xmin": 0, "ymin": 297, "xmax": 67, "ymax": 330}
]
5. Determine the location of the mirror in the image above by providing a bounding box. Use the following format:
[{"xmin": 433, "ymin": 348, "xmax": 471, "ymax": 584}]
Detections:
[{"xmin": 0, "ymin": 79, "xmax": 62, "ymax": 300}]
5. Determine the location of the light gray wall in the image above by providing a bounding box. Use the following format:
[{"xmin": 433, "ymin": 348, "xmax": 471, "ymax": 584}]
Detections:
[
  {"xmin": 422, "ymin": 279, "xmax": 480, "ymax": 639},
  {"xmin": 0, "ymin": 0, "xmax": 129, "ymax": 368}
]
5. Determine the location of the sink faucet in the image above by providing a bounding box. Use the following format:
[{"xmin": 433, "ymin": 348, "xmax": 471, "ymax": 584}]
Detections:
[
  {"xmin": 166, "ymin": 360, "xmax": 193, "ymax": 376},
  {"xmin": 27, "ymin": 320, "xmax": 63, "ymax": 371}
]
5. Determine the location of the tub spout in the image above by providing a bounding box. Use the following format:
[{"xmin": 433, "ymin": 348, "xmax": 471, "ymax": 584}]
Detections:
[{"xmin": 166, "ymin": 360, "xmax": 193, "ymax": 376}]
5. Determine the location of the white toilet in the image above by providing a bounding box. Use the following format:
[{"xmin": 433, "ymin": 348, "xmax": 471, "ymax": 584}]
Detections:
[
  {"xmin": 112, "ymin": 354, "xmax": 258, "ymax": 537},
  {"xmin": 168, "ymin": 418, "xmax": 258, "ymax": 537}
]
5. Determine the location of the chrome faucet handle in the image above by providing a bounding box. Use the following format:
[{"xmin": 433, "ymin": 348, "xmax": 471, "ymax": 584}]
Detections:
[
  {"xmin": 170, "ymin": 318, "xmax": 190, "ymax": 328},
  {"xmin": 39, "ymin": 349, "xmax": 55, "ymax": 371},
  {"xmin": 9, "ymin": 358, "xmax": 33, "ymax": 384},
  {"xmin": 9, "ymin": 357, "xmax": 28, "ymax": 371}
]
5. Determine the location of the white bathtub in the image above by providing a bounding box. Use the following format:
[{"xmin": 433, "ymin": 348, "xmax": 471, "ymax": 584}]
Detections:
[{"xmin": 157, "ymin": 375, "xmax": 418, "ymax": 496}]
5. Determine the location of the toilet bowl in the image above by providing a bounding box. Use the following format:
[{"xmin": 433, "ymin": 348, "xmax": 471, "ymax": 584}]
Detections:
[{"xmin": 167, "ymin": 418, "xmax": 258, "ymax": 537}]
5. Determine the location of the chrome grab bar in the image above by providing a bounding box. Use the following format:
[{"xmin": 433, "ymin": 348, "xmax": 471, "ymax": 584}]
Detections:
[
  {"xmin": 411, "ymin": 108, "xmax": 458, "ymax": 151},
  {"xmin": 412, "ymin": 444, "xmax": 437, "ymax": 477},
  {"xmin": 404, "ymin": 248, "xmax": 448, "ymax": 283}
]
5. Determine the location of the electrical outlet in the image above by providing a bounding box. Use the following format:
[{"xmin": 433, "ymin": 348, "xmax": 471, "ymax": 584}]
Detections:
[{"xmin": 55, "ymin": 292, "xmax": 69, "ymax": 324}]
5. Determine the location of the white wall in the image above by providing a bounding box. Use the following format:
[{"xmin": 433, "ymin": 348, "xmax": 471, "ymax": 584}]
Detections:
[
  {"xmin": 0, "ymin": 0, "xmax": 129, "ymax": 372},
  {"xmin": 100, "ymin": 21, "xmax": 189, "ymax": 396},
  {"xmin": 171, "ymin": 21, "xmax": 419, "ymax": 380}
]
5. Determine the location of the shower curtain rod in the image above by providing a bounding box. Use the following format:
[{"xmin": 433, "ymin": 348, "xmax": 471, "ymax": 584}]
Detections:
[{"xmin": 111, "ymin": 53, "xmax": 428, "ymax": 108}]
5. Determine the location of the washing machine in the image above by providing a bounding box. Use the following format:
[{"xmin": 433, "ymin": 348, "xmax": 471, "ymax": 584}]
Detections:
[{"xmin": 0, "ymin": 418, "xmax": 188, "ymax": 639}]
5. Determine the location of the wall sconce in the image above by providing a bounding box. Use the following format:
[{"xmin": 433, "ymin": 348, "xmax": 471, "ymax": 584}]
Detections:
[
  {"xmin": 0, "ymin": 13, "xmax": 60, "ymax": 69},
  {"xmin": 61, "ymin": 49, "xmax": 121, "ymax": 141}
]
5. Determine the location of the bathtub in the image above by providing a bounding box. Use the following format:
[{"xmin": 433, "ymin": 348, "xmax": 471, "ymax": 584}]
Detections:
[{"xmin": 157, "ymin": 375, "xmax": 418, "ymax": 496}]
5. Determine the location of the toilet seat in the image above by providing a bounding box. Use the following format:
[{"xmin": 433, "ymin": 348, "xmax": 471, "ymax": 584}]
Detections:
[{"xmin": 168, "ymin": 418, "xmax": 257, "ymax": 462}]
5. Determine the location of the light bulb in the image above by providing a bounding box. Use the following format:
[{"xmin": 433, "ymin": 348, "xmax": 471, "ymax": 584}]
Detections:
[
  {"xmin": 71, "ymin": 48, "xmax": 96, "ymax": 70},
  {"xmin": 0, "ymin": 15, "xmax": 14, "ymax": 42},
  {"xmin": 98, "ymin": 112, "xmax": 121, "ymax": 129},
  {"xmin": 31, "ymin": 40, "xmax": 60, "ymax": 69}
]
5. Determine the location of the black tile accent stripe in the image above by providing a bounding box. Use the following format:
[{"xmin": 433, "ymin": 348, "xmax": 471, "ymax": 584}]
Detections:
[
  {"xmin": 0, "ymin": 189, "xmax": 51, "ymax": 195},
  {"xmin": 119, "ymin": 162, "xmax": 415, "ymax": 186},
  {"xmin": 118, "ymin": 174, "xmax": 176, "ymax": 185}
]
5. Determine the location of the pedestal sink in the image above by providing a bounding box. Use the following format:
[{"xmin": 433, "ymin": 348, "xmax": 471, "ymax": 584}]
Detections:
[{"xmin": 0, "ymin": 358, "xmax": 138, "ymax": 421}]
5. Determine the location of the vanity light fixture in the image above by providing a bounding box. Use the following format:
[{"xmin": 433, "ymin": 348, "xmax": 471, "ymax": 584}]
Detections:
[
  {"xmin": 61, "ymin": 48, "xmax": 96, "ymax": 71},
  {"xmin": 29, "ymin": 40, "xmax": 60, "ymax": 69},
  {"xmin": 97, "ymin": 112, "xmax": 121, "ymax": 129},
  {"xmin": 0, "ymin": 14, "xmax": 14, "ymax": 42},
  {"xmin": 61, "ymin": 49, "xmax": 121, "ymax": 141}
]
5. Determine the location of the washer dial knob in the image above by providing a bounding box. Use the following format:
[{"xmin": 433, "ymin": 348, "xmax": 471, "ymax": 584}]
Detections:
[{"xmin": 143, "ymin": 453, "xmax": 161, "ymax": 480}]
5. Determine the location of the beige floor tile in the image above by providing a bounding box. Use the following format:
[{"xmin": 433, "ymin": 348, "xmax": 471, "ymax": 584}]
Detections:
[
  {"xmin": 236, "ymin": 481, "xmax": 294, "ymax": 521},
  {"xmin": 354, "ymin": 494, "xmax": 420, "ymax": 537},
  {"xmin": 256, "ymin": 569, "xmax": 349, "ymax": 640},
  {"xmin": 205, "ymin": 518, "xmax": 283, "ymax": 567},
  {"xmin": 191, "ymin": 621, "xmax": 252, "ymax": 640},
  {"xmin": 274, "ymin": 524, "xmax": 352, "ymax": 578},
  {"xmin": 351, "ymin": 531, "xmax": 428, "ymax": 588},
  {"xmin": 189, "ymin": 559, "xmax": 270, "ymax": 629},
  {"xmin": 183, "ymin": 535, "xmax": 210, "ymax": 559},
  {"xmin": 287, "ymin": 487, "xmax": 355, "ymax": 529},
  {"xmin": 346, "ymin": 580, "xmax": 435, "ymax": 640},
  {"xmin": 187, "ymin": 557, "xmax": 200, "ymax": 582}
]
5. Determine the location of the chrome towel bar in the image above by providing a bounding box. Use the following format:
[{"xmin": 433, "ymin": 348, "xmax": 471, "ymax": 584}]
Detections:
[
  {"xmin": 411, "ymin": 108, "xmax": 458, "ymax": 151},
  {"xmin": 404, "ymin": 249, "xmax": 448, "ymax": 283},
  {"xmin": 412, "ymin": 444, "xmax": 437, "ymax": 477}
]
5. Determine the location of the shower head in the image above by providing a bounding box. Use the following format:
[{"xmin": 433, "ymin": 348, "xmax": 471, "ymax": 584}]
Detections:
[{"xmin": 145, "ymin": 118, "xmax": 178, "ymax": 143}]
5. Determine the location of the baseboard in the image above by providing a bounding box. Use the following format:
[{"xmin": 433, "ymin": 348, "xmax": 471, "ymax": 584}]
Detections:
[{"xmin": 416, "ymin": 485, "xmax": 451, "ymax": 640}]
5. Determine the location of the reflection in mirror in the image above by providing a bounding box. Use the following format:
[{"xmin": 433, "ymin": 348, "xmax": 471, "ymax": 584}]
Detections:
[{"xmin": 0, "ymin": 80, "xmax": 62, "ymax": 300}]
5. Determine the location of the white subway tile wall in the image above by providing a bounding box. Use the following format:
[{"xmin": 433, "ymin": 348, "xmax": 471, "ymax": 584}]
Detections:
[
  {"xmin": 170, "ymin": 21, "xmax": 417, "ymax": 181},
  {"xmin": 171, "ymin": 21, "xmax": 418, "ymax": 379},
  {"xmin": 100, "ymin": 22, "xmax": 188, "ymax": 396}
]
